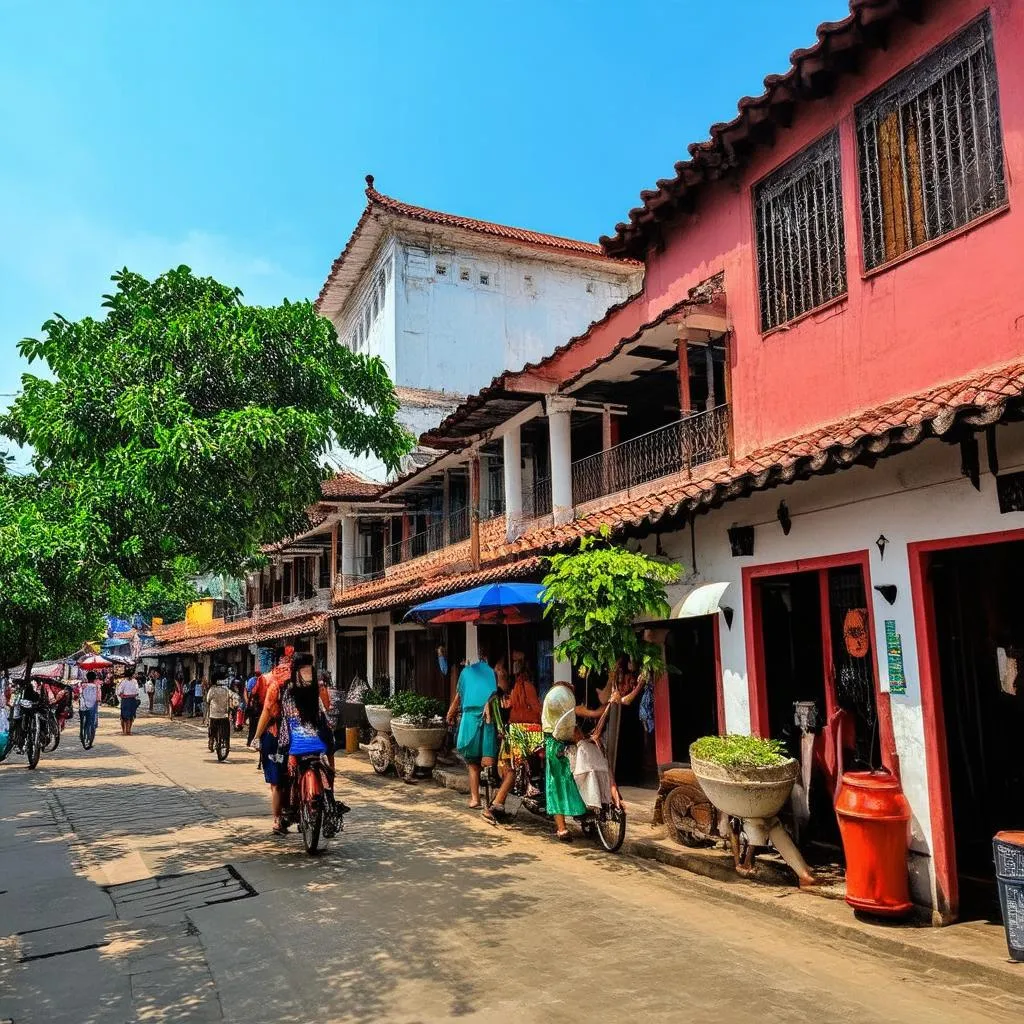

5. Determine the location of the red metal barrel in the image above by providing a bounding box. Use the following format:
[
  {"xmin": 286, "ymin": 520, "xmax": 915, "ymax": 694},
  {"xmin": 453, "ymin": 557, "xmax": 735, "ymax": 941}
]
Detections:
[{"xmin": 834, "ymin": 770, "xmax": 913, "ymax": 917}]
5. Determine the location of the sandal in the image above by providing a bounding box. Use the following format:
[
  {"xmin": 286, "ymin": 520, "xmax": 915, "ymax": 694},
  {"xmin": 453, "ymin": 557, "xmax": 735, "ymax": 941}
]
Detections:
[
  {"xmin": 555, "ymin": 831, "xmax": 573, "ymax": 843},
  {"xmin": 468, "ymin": 802, "xmax": 482, "ymax": 810},
  {"xmin": 482, "ymin": 805, "xmax": 505, "ymax": 824},
  {"xmin": 272, "ymin": 822, "xmax": 288, "ymax": 836}
]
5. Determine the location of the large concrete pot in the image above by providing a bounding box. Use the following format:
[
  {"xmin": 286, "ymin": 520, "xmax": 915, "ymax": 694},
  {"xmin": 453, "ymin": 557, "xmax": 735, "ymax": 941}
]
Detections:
[
  {"xmin": 364, "ymin": 705, "xmax": 393, "ymax": 735},
  {"xmin": 690, "ymin": 748, "xmax": 814, "ymax": 887},
  {"xmin": 391, "ymin": 722, "xmax": 447, "ymax": 769},
  {"xmin": 688, "ymin": 754, "xmax": 798, "ymax": 822}
]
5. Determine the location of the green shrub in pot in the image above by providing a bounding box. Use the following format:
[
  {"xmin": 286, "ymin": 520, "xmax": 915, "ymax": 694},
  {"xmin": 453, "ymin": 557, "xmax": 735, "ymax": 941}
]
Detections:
[
  {"xmin": 690, "ymin": 734, "xmax": 788, "ymax": 770},
  {"xmin": 389, "ymin": 691, "xmax": 446, "ymax": 726}
]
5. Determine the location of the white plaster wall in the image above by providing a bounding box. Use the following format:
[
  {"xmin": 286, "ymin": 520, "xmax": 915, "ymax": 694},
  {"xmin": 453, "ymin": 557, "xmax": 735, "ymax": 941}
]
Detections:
[
  {"xmin": 639, "ymin": 422, "xmax": 1024, "ymax": 909},
  {"xmin": 394, "ymin": 239, "xmax": 636, "ymax": 397}
]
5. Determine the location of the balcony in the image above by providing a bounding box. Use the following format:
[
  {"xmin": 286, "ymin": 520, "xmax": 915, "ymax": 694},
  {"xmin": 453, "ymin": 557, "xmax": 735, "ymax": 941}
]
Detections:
[
  {"xmin": 572, "ymin": 405, "xmax": 730, "ymax": 509},
  {"xmin": 384, "ymin": 506, "xmax": 472, "ymax": 569},
  {"xmin": 228, "ymin": 587, "xmax": 333, "ymax": 624}
]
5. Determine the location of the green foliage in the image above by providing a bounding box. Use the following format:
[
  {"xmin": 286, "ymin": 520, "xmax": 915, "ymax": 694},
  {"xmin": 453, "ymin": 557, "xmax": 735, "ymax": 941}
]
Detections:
[
  {"xmin": 542, "ymin": 527, "xmax": 681, "ymax": 681},
  {"xmin": 362, "ymin": 688, "xmax": 391, "ymax": 709},
  {"xmin": 3, "ymin": 266, "xmax": 412, "ymax": 582},
  {"xmin": 690, "ymin": 734, "xmax": 789, "ymax": 769},
  {"xmin": 389, "ymin": 691, "xmax": 446, "ymax": 723},
  {"xmin": 0, "ymin": 471, "xmax": 111, "ymax": 665}
]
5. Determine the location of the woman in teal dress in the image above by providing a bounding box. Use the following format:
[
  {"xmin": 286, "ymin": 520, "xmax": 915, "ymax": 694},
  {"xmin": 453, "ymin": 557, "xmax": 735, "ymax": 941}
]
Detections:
[{"xmin": 446, "ymin": 658, "xmax": 498, "ymax": 809}]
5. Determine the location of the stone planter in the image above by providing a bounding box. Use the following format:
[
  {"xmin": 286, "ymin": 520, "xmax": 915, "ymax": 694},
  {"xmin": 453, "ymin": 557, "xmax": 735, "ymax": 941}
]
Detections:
[
  {"xmin": 391, "ymin": 722, "xmax": 448, "ymax": 770},
  {"xmin": 688, "ymin": 753, "xmax": 798, "ymax": 823},
  {"xmin": 689, "ymin": 747, "xmax": 814, "ymax": 887},
  {"xmin": 364, "ymin": 705, "xmax": 393, "ymax": 735}
]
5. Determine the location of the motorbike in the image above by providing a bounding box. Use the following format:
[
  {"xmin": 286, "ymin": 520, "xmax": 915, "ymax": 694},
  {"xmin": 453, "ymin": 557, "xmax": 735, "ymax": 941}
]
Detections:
[{"xmin": 1, "ymin": 690, "xmax": 48, "ymax": 769}]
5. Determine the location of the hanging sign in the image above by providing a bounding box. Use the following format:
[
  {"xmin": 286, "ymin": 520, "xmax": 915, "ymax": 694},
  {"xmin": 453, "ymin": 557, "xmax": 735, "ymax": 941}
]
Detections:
[{"xmin": 885, "ymin": 619, "xmax": 907, "ymax": 695}]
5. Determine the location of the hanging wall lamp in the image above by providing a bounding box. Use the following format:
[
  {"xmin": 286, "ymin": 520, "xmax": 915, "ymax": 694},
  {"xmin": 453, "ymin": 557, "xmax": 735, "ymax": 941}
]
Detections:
[
  {"xmin": 876, "ymin": 534, "xmax": 889, "ymax": 560},
  {"xmin": 720, "ymin": 605, "xmax": 735, "ymax": 630},
  {"xmin": 874, "ymin": 585, "xmax": 898, "ymax": 605},
  {"xmin": 777, "ymin": 501, "xmax": 792, "ymax": 536}
]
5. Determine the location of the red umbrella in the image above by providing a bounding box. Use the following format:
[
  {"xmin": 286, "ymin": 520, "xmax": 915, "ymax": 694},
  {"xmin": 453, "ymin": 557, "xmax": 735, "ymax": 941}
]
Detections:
[{"xmin": 77, "ymin": 654, "xmax": 113, "ymax": 671}]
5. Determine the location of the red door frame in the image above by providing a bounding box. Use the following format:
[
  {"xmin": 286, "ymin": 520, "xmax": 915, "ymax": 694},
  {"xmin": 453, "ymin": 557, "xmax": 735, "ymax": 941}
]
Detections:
[
  {"xmin": 653, "ymin": 614, "xmax": 727, "ymax": 765},
  {"xmin": 742, "ymin": 549, "xmax": 898, "ymax": 772},
  {"xmin": 908, "ymin": 526, "xmax": 1024, "ymax": 922}
]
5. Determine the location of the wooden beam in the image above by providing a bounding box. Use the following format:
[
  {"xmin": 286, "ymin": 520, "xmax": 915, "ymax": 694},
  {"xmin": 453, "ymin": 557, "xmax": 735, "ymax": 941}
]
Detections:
[{"xmin": 676, "ymin": 333, "xmax": 691, "ymax": 416}]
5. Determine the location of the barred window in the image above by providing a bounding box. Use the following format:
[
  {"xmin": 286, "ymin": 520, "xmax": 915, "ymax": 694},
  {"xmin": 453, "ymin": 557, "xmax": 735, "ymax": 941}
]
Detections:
[
  {"xmin": 857, "ymin": 15, "xmax": 1005, "ymax": 270},
  {"xmin": 755, "ymin": 130, "xmax": 847, "ymax": 332}
]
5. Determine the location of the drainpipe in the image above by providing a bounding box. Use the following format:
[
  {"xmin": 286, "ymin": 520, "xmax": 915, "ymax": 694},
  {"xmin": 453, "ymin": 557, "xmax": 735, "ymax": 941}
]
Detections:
[
  {"xmin": 341, "ymin": 515, "xmax": 357, "ymax": 587},
  {"xmin": 330, "ymin": 520, "xmax": 339, "ymax": 593}
]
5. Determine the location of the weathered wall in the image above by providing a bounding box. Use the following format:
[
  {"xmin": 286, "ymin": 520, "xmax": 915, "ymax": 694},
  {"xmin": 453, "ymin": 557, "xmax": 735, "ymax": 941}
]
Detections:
[{"xmin": 393, "ymin": 239, "xmax": 636, "ymax": 397}]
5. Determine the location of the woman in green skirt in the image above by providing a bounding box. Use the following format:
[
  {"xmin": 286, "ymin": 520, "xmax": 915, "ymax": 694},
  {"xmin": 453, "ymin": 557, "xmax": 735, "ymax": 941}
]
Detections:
[{"xmin": 540, "ymin": 680, "xmax": 611, "ymax": 841}]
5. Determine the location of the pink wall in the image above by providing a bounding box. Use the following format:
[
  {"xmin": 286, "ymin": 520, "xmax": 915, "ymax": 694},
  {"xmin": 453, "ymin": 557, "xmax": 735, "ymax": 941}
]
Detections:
[{"xmin": 554, "ymin": 1, "xmax": 1024, "ymax": 456}]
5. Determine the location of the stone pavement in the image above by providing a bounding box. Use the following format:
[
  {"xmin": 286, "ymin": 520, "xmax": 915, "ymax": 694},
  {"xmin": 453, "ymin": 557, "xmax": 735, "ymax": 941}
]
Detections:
[{"xmin": 1, "ymin": 708, "xmax": 1022, "ymax": 1024}]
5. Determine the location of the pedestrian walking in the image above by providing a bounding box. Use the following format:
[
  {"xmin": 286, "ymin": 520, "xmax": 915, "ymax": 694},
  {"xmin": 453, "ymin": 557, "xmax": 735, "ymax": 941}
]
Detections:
[
  {"xmin": 78, "ymin": 670, "xmax": 101, "ymax": 745},
  {"xmin": 116, "ymin": 673, "xmax": 141, "ymax": 736},
  {"xmin": 191, "ymin": 677, "xmax": 204, "ymax": 717},
  {"xmin": 145, "ymin": 668, "xmax": 157, "ymax": 713}
]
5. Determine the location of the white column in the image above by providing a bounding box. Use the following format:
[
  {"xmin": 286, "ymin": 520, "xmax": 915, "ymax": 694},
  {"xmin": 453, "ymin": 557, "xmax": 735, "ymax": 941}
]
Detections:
[
  {"xmin": 326, "ymin": 619, "xmax": 338, "ymax": 682},
  {"xmin": 466, "ymin": 621, "xmax": 479, "ymax": 662},
  {"xmin": 547, "ymin": 396, "xmax": 574, "ymax": 525},
  {"xmin": 553, "ymin": 627, "xmax": 572, "ymax": 685},
  {"xmin": 479, "ymin": 455, "xmax": 490, "ymax": 518},
  {"xmin": 341, "ymin": 515, "xmax": 357, "ymax": 581},
  {"xmin": 503, "ymin": 426, "xmax": 523, "ymax": 541}
]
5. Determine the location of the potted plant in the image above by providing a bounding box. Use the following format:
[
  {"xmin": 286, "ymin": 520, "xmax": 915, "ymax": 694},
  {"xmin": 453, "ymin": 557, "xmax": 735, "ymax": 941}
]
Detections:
[
  {"xmin": 389, "ymin": 692, "xmax": 448, "ymax": 772},
  {"xmin": 362, "ymin": 687, "xmax": 393, "ymax": 736},
  {"xmin": 688, "ymin": 734, "xmax": 814, "ymax": 886}
]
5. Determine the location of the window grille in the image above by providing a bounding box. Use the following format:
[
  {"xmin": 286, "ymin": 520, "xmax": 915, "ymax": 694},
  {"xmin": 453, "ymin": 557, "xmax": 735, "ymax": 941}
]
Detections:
[
  {"xmin": 857, "ymin": 15, "xmax": 1005, "ymax": 270},
  {"xmin": 755, "ymin": 130, "xmax": 847, "ymax": 332}
]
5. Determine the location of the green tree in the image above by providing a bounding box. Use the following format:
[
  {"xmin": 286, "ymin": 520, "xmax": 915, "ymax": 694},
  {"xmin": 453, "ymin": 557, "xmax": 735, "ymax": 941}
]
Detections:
[
  {"xmin": 0, "ymin": 472, "xmax": 110, "ymax": 674},
  {"xmin": 4, "ymin": 266, "xmax": 412, "ymax": 586},
  {"xmin": 542, "ymin": 528, "xmax": 681, "ymax": 682}
]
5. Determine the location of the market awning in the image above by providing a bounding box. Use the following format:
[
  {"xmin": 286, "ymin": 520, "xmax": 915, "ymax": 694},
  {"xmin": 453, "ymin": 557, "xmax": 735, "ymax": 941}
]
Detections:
[{"xmin": 671, "ymin": 581, "xmax": 731, "ymax": 620}]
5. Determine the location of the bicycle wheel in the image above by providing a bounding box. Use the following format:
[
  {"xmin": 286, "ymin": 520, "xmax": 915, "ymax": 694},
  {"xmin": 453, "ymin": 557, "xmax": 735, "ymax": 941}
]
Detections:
[
  {"xmin": 43, "ymin": 711, "xmax": 60, "ymax": 752},
  {"xmin": 216, "ymin": 726, "xmax": 230, "ymax": 762},
  {"xmin": 594, "ymin": 805, "xmax": 627, "ymax": 853},
  {"xmin": 300, "ymin": 798, "xmax": 322, "ymax": 854},
  {"xmin": 26, "ymin": 716, "xmax": 42, "ymax": 769}
]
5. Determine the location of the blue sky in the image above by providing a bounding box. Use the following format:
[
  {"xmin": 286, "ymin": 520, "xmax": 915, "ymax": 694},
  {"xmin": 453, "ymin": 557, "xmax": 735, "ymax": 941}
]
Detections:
[{"xmin": 1, "ymin": 0, "xmax": 849, "ymax": 452}]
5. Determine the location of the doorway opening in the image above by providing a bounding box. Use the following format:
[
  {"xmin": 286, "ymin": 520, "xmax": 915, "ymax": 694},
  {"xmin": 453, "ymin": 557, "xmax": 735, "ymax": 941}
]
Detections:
[
  {"xmin": 664, "ymin": 616, "xmax": 720, "ymax": 769},
  {"xmin": 751, "ymin": 560, "xmax": 883, "ymax": 856},
  {"xmin": 928, "ymin": 539, "xmax": 1024, "ymax": 920}
]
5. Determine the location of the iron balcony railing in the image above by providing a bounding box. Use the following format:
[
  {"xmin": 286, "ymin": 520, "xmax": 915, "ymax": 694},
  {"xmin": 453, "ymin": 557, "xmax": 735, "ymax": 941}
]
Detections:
[
  {"xmin": 232, "ymin": 587, "xmax": 333, "ymax": 624},
  {"xmin": 571, "ymin": 405, "xmax": 730, "ymax": 508},
  {"xmin": 384, "ymin": 505, "xmax": 472, "ymax": 568},
  {"xmin": 521, "ymin": 475, "xmax": 552, "ymax": 522},
  {"xmin": 334, "ymin": 554, "xmax": 386, "ymax": 590}
]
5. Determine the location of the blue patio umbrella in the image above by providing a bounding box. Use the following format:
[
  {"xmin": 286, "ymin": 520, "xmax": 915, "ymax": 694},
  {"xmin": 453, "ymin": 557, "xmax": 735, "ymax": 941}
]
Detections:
[{"xmin": 404, "ymin": 582, "xmax": 547, "ymax": 625}]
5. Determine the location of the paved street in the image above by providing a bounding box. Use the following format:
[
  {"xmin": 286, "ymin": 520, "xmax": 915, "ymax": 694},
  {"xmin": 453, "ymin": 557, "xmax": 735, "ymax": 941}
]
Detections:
[{"xmin": 1, "ymin": 709, "xmax": 1022, "ymax": 1024}]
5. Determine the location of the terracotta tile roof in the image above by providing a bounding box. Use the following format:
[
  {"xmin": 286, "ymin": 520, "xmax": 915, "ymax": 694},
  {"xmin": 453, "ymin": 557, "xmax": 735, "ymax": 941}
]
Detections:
[
  {"xmin": 395, "ymin": 385, "xmax": 466, "ymax": 410},
  {"xmin": 156, "ymin": 613, "xmax": 329, "ymax": 655},
  {"xmin": 602, "ymin": 0, "xmax": 924, "ymax": 257},
  {"xmin": 317, "ymin": 177, "xmax": 640, "ymax": 315},
  {"xmin": 332, "ymin": 559, "xmax": 543, "ymax": 619},
  {"xmin": 362, "ymin": 180, "xmax": 634, "ymax": 261},
  {"xmin": 321, "ymin": 470, "xmax": 386, "ymax": 500}
]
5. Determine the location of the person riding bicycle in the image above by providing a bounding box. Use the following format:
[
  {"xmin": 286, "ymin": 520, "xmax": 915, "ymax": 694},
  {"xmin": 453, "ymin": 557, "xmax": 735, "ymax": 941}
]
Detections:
[
  {"xmin": 205, "ymin": 670, "xmax": 236, "ymax": 752},
  {"xmin": 251, "ymin": 651, "xmax": 348, "ymax": 835},
  {"xmin": 78, "ymin": 671, "xmax": 101, "ymax": 744}
]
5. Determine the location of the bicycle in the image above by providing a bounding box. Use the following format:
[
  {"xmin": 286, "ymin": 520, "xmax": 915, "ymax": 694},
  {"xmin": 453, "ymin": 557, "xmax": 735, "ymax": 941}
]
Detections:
[
  {"xmin": 481, "ymin": 735, "xmax": 627, "ymax": 853},
  {"xmin": 208, "ymin": 717, "xmax": 230, "ymax": 761}
]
